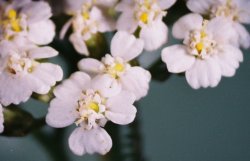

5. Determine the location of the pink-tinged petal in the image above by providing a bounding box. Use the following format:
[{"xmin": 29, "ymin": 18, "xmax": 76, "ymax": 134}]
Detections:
[
  {"xmin": 28, "ymin": 47, "xmax": 58, "ymax": 59},
  {"xmin": 216, "ymin": 45, "xmax": 243, "ymax": 77},
  {"xmin": 233, "ymin": 23, "xmax": 250, "ymax": 49},
  {"xmin": 53, "ymin": 72, "xmax": 91, "ymax": 99},
  {"xmin": 161, "ymin": 45, "xmax": 195, "ymax": 73},
  {"xmin": 120, "ymin": 67, "xmax": 151, "ymax": 100},
  {"xmin": 0, "ymin": 73, "xmax": 33, "ymax": 106},
  {"xmin": 46, "ymin": 98, "xmax": 78, "ymax": 128},
  {"xmin": 91, "ymin": 75, "xmax": 121, "ymax": 98},
  {"xmin": 77, "ymin": 58, "xmax": 104, "ymax": 75},
  {"xmin": 186, "ymin": 0, "xmax": 214, "ymax": 14},
  {"xmin": 158, "ymin": 0, "xmax": 176, "ymax": 10},
  {"xmin": 116, "ymin": 12, "xmax": 138, "ymax": 34},
  {"xmin": 185, "ymin": 58, "xmax": 222, "ymax": 89},
  {"xmin": 115, "ymin": 0, "xmax": 133, "ymax": 12},
  {"xmin": 106, "ymin": 91, "xmax": 137, "ymax": 125},
  {"xmin": 0, "ymin": 104, "xmax": 4, "ymax": 133},
  {"xmin": 68, "ymin": 127, "xmax": 112, "ymax": 155},
  {"xmin": 22, "ymin": 1, "xmax": 52, "ymax": 23},
  {"xmin": 172, "ymin": 13, "xmax": 203, "ymax": 39},
  {"xmin": 140, "ymin": 21, "xmax": 168, "ymax": 51},
  {"xmin": 111, "ymin": 31, "xmax": 144, "ymax": 61},
  {"xmin": 69, "ymin": 33, "xmax": 89, "ymax": 56},
  {"xmin": 28, "ymin": 20, "xmax": 55, "ymax": 45}
]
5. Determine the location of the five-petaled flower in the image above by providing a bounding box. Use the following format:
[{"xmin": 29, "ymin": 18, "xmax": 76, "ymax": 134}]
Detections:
[{"xmin": 46, "ymin": 72, "xmax": 137, "ymax": 155}]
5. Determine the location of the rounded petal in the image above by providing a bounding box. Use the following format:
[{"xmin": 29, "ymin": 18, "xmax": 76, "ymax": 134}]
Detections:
[
  {"xmin": 186, "ymin": 0, "xmax": 214, "ymax": 14},
  {"xmin": 111, "ymin": 31, "xmax": 144, "ymax": 61},
  {"xmin": 161, "ymin": 45, "xmax": 195, "ymax": 73},
  {"xmin": 233, "ymin": 23, "xmax": 250, "ymax": 49},
  {"xmin": 30, "ymin": 63, "xmax": 63, "ymax": 94},
  {"xmin": 21, "ymin": 1, "xmax": 52, "ymax": 23},
  {"xmin": 115, "ymin": 0, "xmax": 134, "ymax": 12},
  {"xmin": 140, "ymin": 21, "xmax": 168, "ymax": 51},
  {"xmin": 0, "ymin": 104, "xmax": 4, "ymax": 133},
  {"xmin": 172, "ymin": 13, "xmax": 203, "ymax": 39},
  {"xmin": 46, "ymin": 98, "xmax": 78, "ymax": 128},
  {"xmin": 64, "ymin": 0, "xmax": 84, "ymax": 14},
  {"xmin": 106, "ymin": 91, "xmax": 137, "ymax": 125},
  {"xmin": 0, "ymin": 73, "xmax": 33, "ymax": 106},
  {"xmin": 185, "ymin": 58, "xmax": 222, "ymax": 89},
  {"xmin": 91, "ymin": 75, "xmax": 121, "ymax": 98},
  {"xmin": 116, "ymin": 12, "xmax": 138, "ymax": 34},
  {"xmin": 28, "ymin": 20, "xmax": 55, "ymax": 45},
  {"xmin": 28, "ymin": 46, "xmax": 58, "ymax": 59},
  {"xmin": 68, "ymin": 127, "xmax": 112, "ymax": 155},
  {"xmin": 236, "ymin": 0, "xmax": 250, "ymax": 24},
  {"xmin": 77, "ymin": 58, "xmax": 104, "ymax": 75},
  {"xmin": 158, "ymin": 0, "xmax": 176, "ymax": 9},
  {"xmin": 120, "ymin": 67, "xmax": 151, "ymax": 100},
  {"xmin": 69, "ymin": 33, "xmax": 89, "ymax": 56},
  {"xmin": 217, "ymin": 45, "xmax": 243, "ymax": 77}
]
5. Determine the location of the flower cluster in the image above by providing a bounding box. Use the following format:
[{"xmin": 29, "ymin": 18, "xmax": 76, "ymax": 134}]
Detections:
[
  {"xmin": 0, "ymin": 0, "xmax": 63, "ymax": 134},
  {"xmin": 0, "ymin": 0, "xmax": 249, "ymax": 158}
]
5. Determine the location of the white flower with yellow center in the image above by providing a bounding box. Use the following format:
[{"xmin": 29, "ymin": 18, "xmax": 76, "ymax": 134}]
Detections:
[
  {"xmin": 116, "ymin": 0, "xmax": 176, "ymax": 51},
  {"xmin": 60, "ymin": 0, "xmax": 115, "ymax": 56},
  {"xmin": 187, "ymin": 0, "xmax": 250, "ymax": 49},
  {"xmin": 78, "ymin": 31, "xmax": 151, "ymax": 100},
  {"xmin": 161, "ymin": 14, "xmax": 243, "ymax": 89},
  {"xmin": 0, "ymin": 0, "xmax": 55, "ymax": 45},
  {"xmin": 0, "ymin": 41, "xmax": 63, "ymax": 106},
  {"xmin": 46, "ymin": 72, "xmax": 137, "ymax": 155}
]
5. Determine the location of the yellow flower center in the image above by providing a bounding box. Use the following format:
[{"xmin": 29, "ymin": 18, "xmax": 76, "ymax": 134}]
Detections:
[
  {"xmin": 88, "ymin": 102, "xmax": 99, "ymax": 113},
  {"xmin": 140, "ymin": 12, "xmax": 149, "ymax": 24},
  {"xmin": 6, "ymin": 9, "xmax": 22, "ymax": 32},
  {"xmin": 195, "ymin": 42, "xmax": 204, "ymax": 53}
]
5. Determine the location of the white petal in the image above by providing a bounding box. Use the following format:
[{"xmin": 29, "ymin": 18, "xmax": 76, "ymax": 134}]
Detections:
[
  {"xmin": 69, "ymin": 33, "xmax": 89, "ymax": 56},
  {"xmin": 68, "ymin": 127, "xmax": 112, "ymax": 155},
  {"xmin": 0, "ymin": 72, "xmax": 33, "ymax": 106},
  {"xmin": 64, "ymin": 0, "xmax": 84, "ymax": 14},
  {"xmin": 186, "ymin": 0, "xmax": 214, "ymax": 14},
  {"xmin": 233, "ymin": 23, "xmax": 250, "ymax": 49},
  {"xmin": 46, "ymin": 98, "xmax": 78, "ymax": 128},
  {"xmin": 111, "ymin": 31, "xmax": 144, "ymax": 61},
  {"xmin": 106, "ymin": 91, "xmax": 137, "ymax": 125},
  {"xmin": 185, "ymin": 58, "xmax": 222, "ymax": 89},
  {"xmin": 77, "ymin": 58, "xmax": 104, "ymax": 75},
  {"xmin": 60, "ymin": 19, "xmax": 73, "ymax": 39},
  {"xmin": 54, "ymin": 72, "xmax": 91, "ymax": 100},
  {"xmin": 172, "ymin": 13, "xmax": 203, "ymax": 39},
  {"xmin": 91, "ymin": 75, "xmax": 121, "ymax": 98},
  {"xmin": 116, "ymin": 12, "xmax": 138, "ymax": 34},
  {"xmin": 28, "ymin": 20, "xmax": 55, "ymax": 45},
  {"xmin": 0, "ymin": 104, "xmax": 4, "ymax": 133},
  {"xmin": 90, "ymin": 7, "xmax": 114, "ymax": 32},
  {"xmin": 161, "ymin": 45, "xmax": 195, "ymax": 73},
  {"xmin": 140, "ymin": 21, "xmax": 168, "ymax": 51},
  {"xmin": 115, "ymin": 0, "xmax": 133, "ymax": 12},
  {"xmin": 120, "ymin": 67, "xmax": 151, "ymax": 100},
  {"xmin": 30, "ymin": 63, "xmax": 63, "ymax": 94},
  {"xmin": 207, "ymin": 18, "xmax": 237, "ymax": 45},
  {"xmin": 217, "ymin": 45, "xmax": 243, "ymax": 77},
  {"xmin": 28, "ymin": 47, "xmax": 58, "ymax": 59},
  {"xmin": 22, "ymin": 1, "xmax": 52, "ymax": 23},
  {"xmin": 158, "ymin": 0, "xmax": 176, "ymax": 9},
  {"xmin": 11, "ymin": 0, "xmax": 31, "ymax": 8},
  {"xmin": 236, "ymin": 0, "xmax": 250, "ymax": 23}
]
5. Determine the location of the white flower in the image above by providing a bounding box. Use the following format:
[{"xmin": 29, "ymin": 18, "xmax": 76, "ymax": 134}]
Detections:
[
  {"xmin": 0, "ymin": 104, "xmax": 4, "ymax": 133},
  {"xmin": 78, "ymin": 31, "xmax": 151, "ymax": 100},
  {"xmin": 0, "ymin": 41, "xmax": 63, "ymax": 106},
  {"xmin": 60, "ymin": 0, "xmax": 115, "ymax": 56},
  {"xmin": 0, "ymin": 0, "xmax": 55, "ymax": 45},
  {"xmin": 46, "ymin": 72, "xmax": 137, "ymax": 155},
  {"xmin": 186, "ymin": 0, "xmax": 250, "ymax": 49},
  {"xmin": 161, "ymin": 14, "xmax": 243, "ymax": 89},
  {"xmin": 116, "ymin": 0, "xmax": 176, "ymax": 51}
]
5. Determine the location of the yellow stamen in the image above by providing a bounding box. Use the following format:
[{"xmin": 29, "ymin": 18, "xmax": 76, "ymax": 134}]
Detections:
[
  {"xmin": 196, "ymin": 42, "xmax": 204, "ymax": 53},
  {"xmin": 89, "ymin": 102, "xmax": 99, "ymax": 113},
  {"xmin": 114, "ymin": 63, "xmax": 124, "ymax": 72},
  {"xmin": 200, "ymin": 31, "xmax": 207, "ymax": 38},
  {"xmin": 7, "ymin": 9, "xmax": 17, "ymax": 19},
  {"xmin": 82, "ymin": 12, "xmax": 90, "ymax": 20},
  {"xmin": 140, "ymin": 12, "xmax": 148, "ymax": 24}
]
